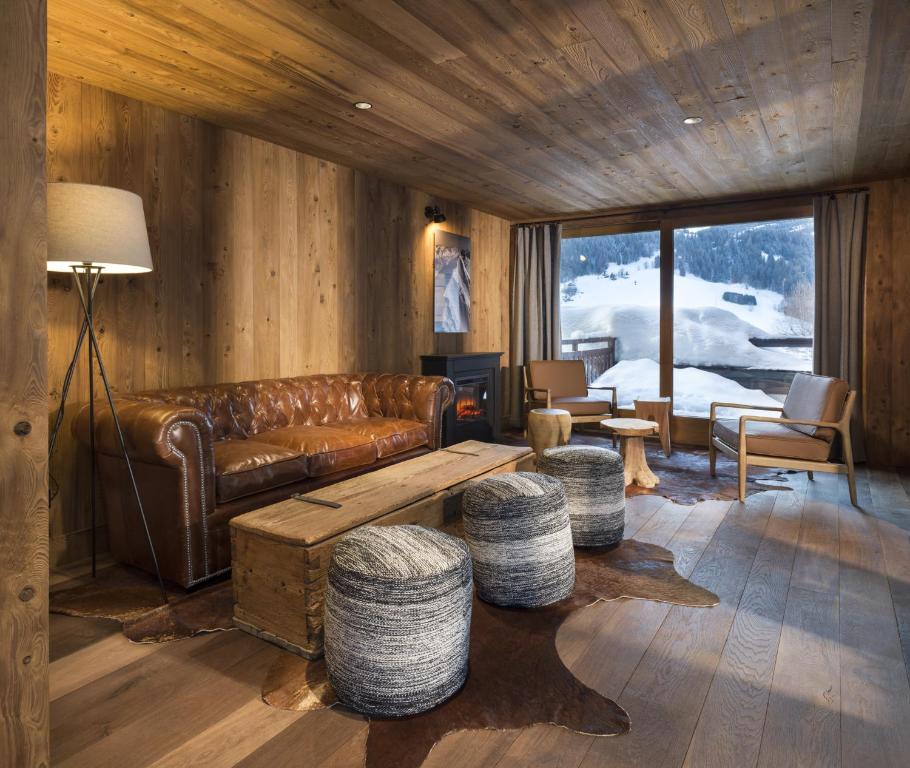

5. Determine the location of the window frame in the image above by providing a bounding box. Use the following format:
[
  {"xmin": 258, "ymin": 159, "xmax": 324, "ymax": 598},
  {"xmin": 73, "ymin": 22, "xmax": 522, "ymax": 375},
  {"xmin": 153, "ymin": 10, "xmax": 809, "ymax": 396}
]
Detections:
[{"xmin": 560, "ymin": 198, "xmax": 814, "ymax": 445}]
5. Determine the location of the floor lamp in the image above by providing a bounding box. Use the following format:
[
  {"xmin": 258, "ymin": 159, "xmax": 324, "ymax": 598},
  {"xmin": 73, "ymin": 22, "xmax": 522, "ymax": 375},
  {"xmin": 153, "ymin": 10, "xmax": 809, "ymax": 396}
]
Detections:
[{"xmin": 47, "ymin": 182, "xmax": 167, "ymax": 604}]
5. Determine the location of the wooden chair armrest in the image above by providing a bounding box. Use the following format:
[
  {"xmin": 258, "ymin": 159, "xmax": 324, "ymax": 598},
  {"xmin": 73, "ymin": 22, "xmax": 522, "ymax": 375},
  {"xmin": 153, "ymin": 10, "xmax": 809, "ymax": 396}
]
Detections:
[
  {"xmin": 588, "ymin": 385, "xmax": 618, "ymax": 412},
  {"xmin": 709, "ymin": 401, "xmax": 783, "ymax": 422},
  {"xmin": 525, "ymin": 386, "xmax": 551, "ymax": 408},
  {"xmin": 739, "ymin": 414, "xmax": 840, "ymax": 430}
]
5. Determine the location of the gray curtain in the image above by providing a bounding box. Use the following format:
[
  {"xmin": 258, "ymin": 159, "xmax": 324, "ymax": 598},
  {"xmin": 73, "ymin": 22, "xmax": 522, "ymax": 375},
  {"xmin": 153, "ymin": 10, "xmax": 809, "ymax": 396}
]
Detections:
[
  {"xmin": 508, "ymin": 223, "xmax": 562, "ymax": 427},
  {"xmin": 814, "ymin": 191, "xmax": 869, "ymax": 460}
]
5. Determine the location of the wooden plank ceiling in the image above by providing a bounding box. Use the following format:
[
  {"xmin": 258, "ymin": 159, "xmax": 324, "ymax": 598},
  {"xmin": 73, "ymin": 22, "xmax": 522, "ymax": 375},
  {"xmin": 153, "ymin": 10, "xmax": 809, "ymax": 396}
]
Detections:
[{"xmin": 47, "ymin": 0, "xmax": 910, "ymax": 220}]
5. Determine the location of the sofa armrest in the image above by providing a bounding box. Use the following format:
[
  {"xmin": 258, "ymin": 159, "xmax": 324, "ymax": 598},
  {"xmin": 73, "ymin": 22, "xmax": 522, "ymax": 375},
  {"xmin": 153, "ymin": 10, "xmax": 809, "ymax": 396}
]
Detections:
[
  {"xmin": 72, "ymin": 400, "xmax": 218, "ymax": 585},
  {"xmin": 73, "ymin": 400, "xmax": 214, "ymax": 473},
  {"xmin": 360, "ymin": 374, "xmax": 455, "ymax": 450}
]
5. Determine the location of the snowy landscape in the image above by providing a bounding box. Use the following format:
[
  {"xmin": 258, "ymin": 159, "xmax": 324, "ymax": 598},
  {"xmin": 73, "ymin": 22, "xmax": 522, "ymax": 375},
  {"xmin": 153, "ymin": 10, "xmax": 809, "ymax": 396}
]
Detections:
[{"xmin": 560, "ymin": 220, "xmax": 814, "ymax": 416}]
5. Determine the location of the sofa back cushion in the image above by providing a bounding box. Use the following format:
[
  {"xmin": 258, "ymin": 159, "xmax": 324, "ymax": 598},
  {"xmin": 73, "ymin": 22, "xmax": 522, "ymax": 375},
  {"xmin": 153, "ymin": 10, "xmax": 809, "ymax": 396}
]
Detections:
[
  {"xmin": 782, "ymin": 373, "xmax": 849, "ymax": 442},
  {"xmin": 131, "ymin": 375, "xmax": 369, "ymax": 440},
  {"xmin": 250, "ymin": 376, "xmax": 368, "ymax": 435}
]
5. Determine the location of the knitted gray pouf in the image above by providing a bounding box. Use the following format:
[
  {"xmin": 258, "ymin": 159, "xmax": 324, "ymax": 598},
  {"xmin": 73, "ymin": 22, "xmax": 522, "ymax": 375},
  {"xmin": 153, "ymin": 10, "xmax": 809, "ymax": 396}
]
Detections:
[
  {"xmin": 462, "ymin": 472, "xmax": 575, "ymax": 608},
  {"xmin": 538, "ymin": 445, "xmax": 626, "ymax": 547},
  {"xmin": 324, "ymin": 525, "xmax": 472, "ymax": 718}
]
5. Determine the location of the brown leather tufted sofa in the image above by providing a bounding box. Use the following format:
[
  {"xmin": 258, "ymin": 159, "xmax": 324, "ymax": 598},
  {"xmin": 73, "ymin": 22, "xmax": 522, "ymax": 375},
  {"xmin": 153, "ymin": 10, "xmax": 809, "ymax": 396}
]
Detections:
[{"xmin": 73, "ymin": 373, "xmax": 454, "ymax": 588}]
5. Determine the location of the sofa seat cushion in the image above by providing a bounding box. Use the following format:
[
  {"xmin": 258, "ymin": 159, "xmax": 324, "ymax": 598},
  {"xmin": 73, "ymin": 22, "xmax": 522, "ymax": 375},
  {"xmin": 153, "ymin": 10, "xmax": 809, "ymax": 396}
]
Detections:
[
  {"xmin": 330, "ymin": 417, "xmax": 429, "ymax": 458},
  {"xmin": 713, "ymin": 419, "xmax": 831, "ymax": 462},
  {"xmin": 214, "ymin": 439, "xmax": 309, "ymax": 503},
  {"xmin": 252, "ymin": 425, "xmax": 378, "ymax": 476},
  {"xmin": 550, "ymin": 396, "xmax": 613, "ymax": 417}
]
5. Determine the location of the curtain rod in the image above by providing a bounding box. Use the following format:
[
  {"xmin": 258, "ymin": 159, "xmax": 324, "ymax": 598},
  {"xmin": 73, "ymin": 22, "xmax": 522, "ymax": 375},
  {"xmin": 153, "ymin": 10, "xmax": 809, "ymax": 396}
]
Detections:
[{"xmin": 515, "ymin": 185, "xmax": 871, "ymax": 227}]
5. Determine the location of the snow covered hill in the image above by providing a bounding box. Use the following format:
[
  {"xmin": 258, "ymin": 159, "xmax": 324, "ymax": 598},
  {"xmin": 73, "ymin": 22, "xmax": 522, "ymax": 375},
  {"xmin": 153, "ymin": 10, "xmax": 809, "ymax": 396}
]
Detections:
[
  {"xmin": 561, "ymin": 257, "xmax": 811, "ymax": 370},
  {"xmin": 589, "ymin": 359, "xmax": 782, "ymax": 417},
  {"xmin": 560, "ymin": 253, "xmax": 813, "ymax": 415}
]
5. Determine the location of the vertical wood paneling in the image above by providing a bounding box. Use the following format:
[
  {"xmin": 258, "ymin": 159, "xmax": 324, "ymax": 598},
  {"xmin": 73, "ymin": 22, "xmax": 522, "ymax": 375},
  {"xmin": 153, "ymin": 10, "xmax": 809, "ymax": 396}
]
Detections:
[
  {"xmin": 336, "ymin": 164, "xmax": 358, "ymax": 373},
  {"xmin": 864, "ymin": 178, "xmax": 910, "ymax": 468},
  {"xmin": 0, "ymin": 0, "xmax": 49, "ymax": 764},
  {"xmin": 277, "ymin": 147, "xmax": 301, "ymax": 378},
  {"xmin": 887, "ymin": 179, "xmax": 910, "ymax": 465},
  {"xmin": 46, "ymin": 75, "xmax": 512, "ymax": 569}
]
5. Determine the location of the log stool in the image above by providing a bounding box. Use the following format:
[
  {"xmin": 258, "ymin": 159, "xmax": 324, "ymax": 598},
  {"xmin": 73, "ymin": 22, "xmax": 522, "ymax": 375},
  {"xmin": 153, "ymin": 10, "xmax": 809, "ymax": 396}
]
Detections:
[
  {"xmin": 323, "ymin": 525, "xmax": 472, "ymax": 717},
  {"xmin": 634, "ymin": 397, "xmax": 672, "ymax": 457},
  {"xmin": 462, "ymin": 472, "xmax": 575, "ymax": 607},
  {"xmin": 527, "ymin": 408, "xmax": 572, "ymax": 457},
  {"xmin": 538, "ymin": 445, "xmax": 625, "ymax": 546},
  {"xmin": 600, "ymin": 418, "xmax": 660, "ymax": 488}
]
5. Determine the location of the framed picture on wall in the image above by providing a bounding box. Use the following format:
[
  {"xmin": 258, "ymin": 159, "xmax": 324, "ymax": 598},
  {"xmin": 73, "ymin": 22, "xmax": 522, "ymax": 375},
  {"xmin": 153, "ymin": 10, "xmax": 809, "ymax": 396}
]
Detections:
[{"xmin": 433, "ymin": 230, "xmax": 471, "ymax": 333}]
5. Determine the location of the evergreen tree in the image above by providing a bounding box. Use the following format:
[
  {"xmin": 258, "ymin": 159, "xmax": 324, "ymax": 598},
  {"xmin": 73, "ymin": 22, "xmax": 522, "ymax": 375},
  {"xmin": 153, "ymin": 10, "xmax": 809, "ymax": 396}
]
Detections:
[{"xmin": 561, "ymin": 220, "xmax": 813, "ymax": 300}]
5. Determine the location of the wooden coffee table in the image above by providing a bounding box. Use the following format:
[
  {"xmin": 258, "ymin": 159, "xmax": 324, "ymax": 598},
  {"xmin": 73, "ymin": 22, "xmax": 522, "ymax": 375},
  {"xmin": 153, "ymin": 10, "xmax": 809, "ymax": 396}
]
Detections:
[
  {"xmin": 230, "ymin": 441, "xmax": 534, "ymax": 658},
  {"xmin": 601, "ymin": 418, "xmax": 660, "ymax": 488}
]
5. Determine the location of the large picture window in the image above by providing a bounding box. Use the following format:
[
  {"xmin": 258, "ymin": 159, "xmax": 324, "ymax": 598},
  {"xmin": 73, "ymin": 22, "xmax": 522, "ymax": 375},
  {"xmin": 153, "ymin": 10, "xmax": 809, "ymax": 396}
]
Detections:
[
  {"xmin": 672, "ymin": 218, "xmax": 814, "ymax": 416},
  {"xmin": 559, "ymin": 209, "xmax": 815, "ymax": 424},
  {"xmin": 560, "ymin": 230, "xmax": 660, "ymax": 408}
]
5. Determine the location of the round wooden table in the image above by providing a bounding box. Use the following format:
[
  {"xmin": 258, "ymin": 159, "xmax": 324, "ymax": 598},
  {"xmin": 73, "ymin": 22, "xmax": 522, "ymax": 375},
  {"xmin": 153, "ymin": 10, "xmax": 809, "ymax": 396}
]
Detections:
[
  {"xmin": 600, "ymin": 417, "xmax": 660, "ymax": 488},
  {"xmin": 527, "ymin": 408, "xmax": 572, "ymax": 456}
]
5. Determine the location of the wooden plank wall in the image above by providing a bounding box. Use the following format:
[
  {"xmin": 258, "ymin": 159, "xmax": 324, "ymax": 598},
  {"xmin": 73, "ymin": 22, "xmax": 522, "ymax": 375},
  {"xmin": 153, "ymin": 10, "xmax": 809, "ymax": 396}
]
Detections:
[
  {"xmin": 0, "ymin": 0, "xmax": 49, "ymax": 765},
  {"xmin": 46, "ymin": 74, "xmax": 210, "ymax": 567},
  {"xmin": 46, "ymin": 75, "xmax": 511, "ymax": 570},
  {"xmin": 206, "ymin": 135, "xmax": 510, "ymax": 381},
  {"xmin": 865, "ymin": 178, "xmax": 910, "ymax": 469}
]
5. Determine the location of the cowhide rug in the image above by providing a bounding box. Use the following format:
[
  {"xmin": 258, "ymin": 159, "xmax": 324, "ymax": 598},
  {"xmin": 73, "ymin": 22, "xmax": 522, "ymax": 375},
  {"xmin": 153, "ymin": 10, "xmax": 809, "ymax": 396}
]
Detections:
[
  {"xmin": 503, "ymin": 433, "xmax": 794, "ymax": 505},
  {"xmin": 50, "ymin": 566, "xmax": 233, "ymax": 643},
  {"xmin": 624, "ymin": 447, "xmax": 792, "ymax": 505},
  {"xmin": 261, "ymin": 539, "xmax": 718, "ymax": 768}
]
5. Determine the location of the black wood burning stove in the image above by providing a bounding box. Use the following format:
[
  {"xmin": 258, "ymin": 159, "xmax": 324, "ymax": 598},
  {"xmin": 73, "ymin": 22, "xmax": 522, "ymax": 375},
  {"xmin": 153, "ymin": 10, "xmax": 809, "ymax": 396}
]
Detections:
[{"xmin": 420, "ymin": 353, "xmax": 502, "ymax": 446}]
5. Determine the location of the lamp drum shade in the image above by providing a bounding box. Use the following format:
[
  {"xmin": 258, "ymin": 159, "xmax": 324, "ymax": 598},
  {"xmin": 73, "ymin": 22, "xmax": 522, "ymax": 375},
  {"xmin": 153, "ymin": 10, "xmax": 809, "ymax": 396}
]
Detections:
[{"xmin": 47, "ymin": 182, "xmax": 153, "ymax": 273}]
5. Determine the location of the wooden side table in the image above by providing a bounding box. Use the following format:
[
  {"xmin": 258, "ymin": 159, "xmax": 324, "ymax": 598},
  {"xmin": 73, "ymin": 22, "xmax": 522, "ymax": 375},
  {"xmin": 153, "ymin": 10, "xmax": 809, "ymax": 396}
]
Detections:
[
  {"xmin": 527, "ymin": 408, "xmax": 572, "ymax": 456},
  {"xmin": 634, "ymin": 397, "xmax": 672, "ymax": 457},
  {"xmin": 601, "ymin": 417, "xmax": 660, "ymax": 488}
]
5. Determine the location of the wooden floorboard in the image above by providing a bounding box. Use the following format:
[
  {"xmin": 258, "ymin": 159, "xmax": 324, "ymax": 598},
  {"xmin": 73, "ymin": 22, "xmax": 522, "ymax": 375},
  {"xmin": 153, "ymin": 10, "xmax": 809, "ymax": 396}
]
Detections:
[
  {"xmin": 682, "ymin": 475, "xmax": 807, "ymax": 768},
  {"xmin": 50, "ymin": 471, "xmax": 910, "ymax": 768},
  {"xmin": 836, "ymin": 475, "xmax": 910, "ymax": 767},
  {"xmin": 866, "ymin": 468, "xmax": 910, "ymax": 687},
  {"xmin": 49, "ymin": 613, "xmax": 121, "ymax": 662},
  {"xmin": 579, "ymin": 489, "xmax": 778, "ymax": 767},
  {"xmin": 756, "ymin": 474, "xmax": 842, "ymax": 768}
]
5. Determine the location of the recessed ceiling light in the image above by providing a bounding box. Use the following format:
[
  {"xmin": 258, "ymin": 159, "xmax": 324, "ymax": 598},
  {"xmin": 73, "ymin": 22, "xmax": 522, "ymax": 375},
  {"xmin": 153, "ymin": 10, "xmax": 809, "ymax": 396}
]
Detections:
[
  {"xmin": 683, "ymin": 116, "xmax": 703, "ymax": 125},
  {"xmin": 353, "ymin": 101, "xmax": 372, "ymax": 110}
]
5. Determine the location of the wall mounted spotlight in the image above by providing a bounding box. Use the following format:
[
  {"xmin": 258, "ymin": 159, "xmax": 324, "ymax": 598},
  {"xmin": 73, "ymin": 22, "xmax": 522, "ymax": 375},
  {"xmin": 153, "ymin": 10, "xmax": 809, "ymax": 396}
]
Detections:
[{"xmin": 424, "ymin": 205, "xmax": 446, "ymax": 223}]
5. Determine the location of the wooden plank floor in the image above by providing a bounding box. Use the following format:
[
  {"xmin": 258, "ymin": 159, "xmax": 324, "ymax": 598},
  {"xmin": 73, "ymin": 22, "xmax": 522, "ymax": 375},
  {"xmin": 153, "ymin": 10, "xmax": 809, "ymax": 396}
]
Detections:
[{"xmin": 51, "ymin": 467, "xmax": 910, "ymax": 768}]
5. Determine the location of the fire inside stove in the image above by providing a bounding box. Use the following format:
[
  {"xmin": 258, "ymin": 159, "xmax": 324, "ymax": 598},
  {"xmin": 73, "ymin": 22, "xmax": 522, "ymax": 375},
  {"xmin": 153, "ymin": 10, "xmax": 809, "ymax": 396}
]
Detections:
[{"xmin": 456, "ymin": 380, "xmax": 488, "ymax": 421}]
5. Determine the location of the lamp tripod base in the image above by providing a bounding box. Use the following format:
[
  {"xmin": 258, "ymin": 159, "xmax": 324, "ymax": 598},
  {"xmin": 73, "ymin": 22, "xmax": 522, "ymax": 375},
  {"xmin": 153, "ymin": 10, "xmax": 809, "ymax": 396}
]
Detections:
[{"xmin": 49, "ymin": 265, "xmax": 168, "ymax": 605}]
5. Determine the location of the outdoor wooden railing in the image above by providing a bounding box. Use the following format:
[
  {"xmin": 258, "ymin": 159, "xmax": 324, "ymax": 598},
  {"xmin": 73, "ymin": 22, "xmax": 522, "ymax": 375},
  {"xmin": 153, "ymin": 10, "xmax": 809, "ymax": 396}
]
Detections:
[
  {"xmin": 748, "ymin": 336, "xmax": 813, "ymax": 348},
  {"xmin": 561, "ymin": 336, "xmax": 616, "ymax": 384}
]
